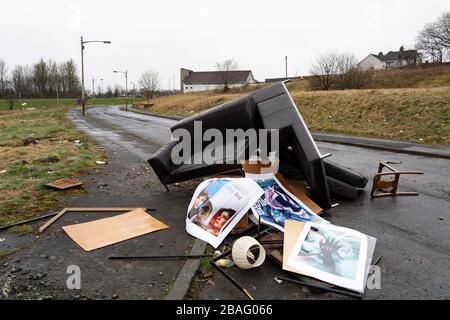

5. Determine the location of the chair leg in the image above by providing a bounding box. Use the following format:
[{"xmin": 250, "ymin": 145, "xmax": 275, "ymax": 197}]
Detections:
[{"xmin": 163, "ymin": 184, "xmax": 170, "ymax": 192}]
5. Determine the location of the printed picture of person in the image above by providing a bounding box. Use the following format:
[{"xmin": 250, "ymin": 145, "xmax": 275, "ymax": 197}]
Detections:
[
  {"xmin": 188, "ymin": 189, "xmax": 212, "ymax": 230},
  {"xmin": 206, "ymin": 208, "xmax": 236, "ymax": 236},
  {"xmin": 264, "ymin": 186, "xmax": 313, "ymax": 224}
]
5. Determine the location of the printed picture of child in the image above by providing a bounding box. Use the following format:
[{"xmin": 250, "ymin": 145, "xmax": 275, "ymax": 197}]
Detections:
[{"xmin": 188, "ymin": 189, "xmax": 212, "ymax": 230}]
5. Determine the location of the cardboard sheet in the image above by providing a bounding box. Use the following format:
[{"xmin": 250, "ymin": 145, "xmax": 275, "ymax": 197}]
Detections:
[
  {"xmin": 241, "ymin": 160, "xmax": 322, "ymax": 214},
  {"xmin": 283, "ymin": 220, "xmax": 307, "ymax": 273},
  {"xmin": 62, "ymin": 208, "xmax": 169, "ymax": 251}
]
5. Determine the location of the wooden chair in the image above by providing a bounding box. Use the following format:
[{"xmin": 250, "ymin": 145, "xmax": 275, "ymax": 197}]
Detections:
[{"xmin": 371, "ymin": 161, "xmax": 423, "ymax": 198}]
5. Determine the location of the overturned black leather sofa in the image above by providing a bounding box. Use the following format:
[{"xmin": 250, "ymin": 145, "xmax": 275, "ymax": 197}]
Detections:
[{"xmin": 148, "ymin": 82, "xmax": 367, "ymax": 210}]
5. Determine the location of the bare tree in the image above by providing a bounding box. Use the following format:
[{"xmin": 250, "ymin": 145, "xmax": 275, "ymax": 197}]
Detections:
[
  {"xmin": 105, "ymin": 86, "xmax": 113, "ymax": 98},
  {"xmin": 23, "ymin": 65, "xmax": 34, "ymax": 97},
  {"xmin": 12, "ymin": 65, "xmax": 25, "ymax": 97},
  {"xmin": 113, "ymin": 85, "xmax": 121, "ymax": 98},
  {"xmin": 309, "ymin": 53, "xmax": 339, "ymax": 90},
  {"xmin": 60, "ymin": 59, "xmax": 80, "ymax": 97},
  {"xmin": 5, "ymin": 58, "xmax": 81, "ymax": 98},
  {"xmin": 416, "ymin": 11, "xmax": 450, "ymax": 62},
  {"xmin": 0, "ymin": 60, "xmax": 9, "ymax": 98},
  {"xmin": 47, "ymin": 59, "xmax": 60, "ymax": 96},
  {"xmin": 215, "ymin": 58, "xmax": 238, "ymax": 92},
  {"xmin": 139, "ymin": 71, "xmax": 160, "ymax": 100},
  {"xmin": 33, "ymin": 58, "xmax": 48, "ymax": 97},
  {"xmin": 310, "ymin": 53, "xmax": 371, "ymax": 90},
  {"xmin": 336, "ymin": 53, "xmax": 371, "ymax": 89}
]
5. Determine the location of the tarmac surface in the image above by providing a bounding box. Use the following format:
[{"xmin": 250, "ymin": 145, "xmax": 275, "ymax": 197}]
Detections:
[
  {"xmin": 1, "ymin": 105, "xmax": 449, "ymax": 300},
  {"xmin": 0, "ymin": 106, "xmax": 195, "ymax": 300}
]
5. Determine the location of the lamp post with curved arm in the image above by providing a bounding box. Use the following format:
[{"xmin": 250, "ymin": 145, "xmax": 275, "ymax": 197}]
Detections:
[
  {"xmin": 92, "ymin": 77, "xmax": 104, "ymax": 100},
  {"xmin": 80, "ymin": 36, "xmax": 111, "ymax": 116},
  {"xmin": 113, "ymin": 70, "xmax": 128, "ymax": 110}
]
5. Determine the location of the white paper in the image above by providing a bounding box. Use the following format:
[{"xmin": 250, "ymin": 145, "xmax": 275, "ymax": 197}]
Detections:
[
  {"xmin": 286, "ymin": 222, "xmax": 370, "ymax": 293},
  {"xmin": 246, "ymin": 173, "xmax": 328, "ymax": 232},
  {"xmin": 186, "ymin": 177, "xmax": 264, "ymax": 248}
]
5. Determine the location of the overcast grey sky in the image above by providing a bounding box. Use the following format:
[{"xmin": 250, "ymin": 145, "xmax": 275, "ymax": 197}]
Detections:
[{"xmin": 1, "ymin": 0, "xmax": 448, "ymax": 90}]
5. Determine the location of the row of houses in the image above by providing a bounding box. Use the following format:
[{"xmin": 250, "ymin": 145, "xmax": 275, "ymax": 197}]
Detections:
[
  {"xmin": 180, "ymin": 68, "xmax": 256, "ymax": 93},
  {"xmin": 180, "ymin": 46, "xmax": 421, "ymax": 93},
  {"xmin": 357, "ymin": 46, "xmax": 421, "ymax": 71}
]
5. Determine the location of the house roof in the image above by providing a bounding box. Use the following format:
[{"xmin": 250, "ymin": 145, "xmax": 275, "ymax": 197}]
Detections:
[
  {"xmin": 183, "ymin": 70, "xmax": 252, "ymax": 84},
  {"xmin": 378, "ymin": 50, "xmax": 417, "ymax": 62},
  {"xmin": 265, "ymin": 76, "xmax": 300, "ymax": 83}
]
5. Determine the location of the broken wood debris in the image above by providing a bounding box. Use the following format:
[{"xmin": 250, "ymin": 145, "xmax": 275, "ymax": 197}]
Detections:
[
  {"xmin": 46, "ymin": 178, "xmax": 83, "ymax": 190},
  {"xmin": 108, "ymin": 254, "xmax": 214, "ymax": 261},
  {"xmin": 38, "ymin": 207, "xmax": 155, "ymax": 234}
]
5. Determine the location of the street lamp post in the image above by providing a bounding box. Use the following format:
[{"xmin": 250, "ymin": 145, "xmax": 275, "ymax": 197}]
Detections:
[
  {"xmin": 131, "ymin": 82, "xmax": 137, "ymax": 105},
  {"xmin": 80, "ymin": 36, "xmax": 111, "ymax": 116},
  {"xmin": 92, "ymin": 77, "xmax": 104, "ymax": 100},
  {"xmin": 114, "ymin": 70, "xmax": 128, "ymax": 110}
]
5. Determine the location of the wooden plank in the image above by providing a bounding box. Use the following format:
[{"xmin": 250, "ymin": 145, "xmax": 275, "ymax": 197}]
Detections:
[
  {"xmin": 0, "ymin": 212, "xmax": 58, "ymax": 231},
  {"xmin": 65, "ymin": 207, "xmax": 142, "ymax": 212},
  {"xmin": 38, "ymin": 208, "xmax": 67, "ymax": 233},
  {"xmin": 38, "ymin": 207, "xmax": 146, "ymax": 234}
]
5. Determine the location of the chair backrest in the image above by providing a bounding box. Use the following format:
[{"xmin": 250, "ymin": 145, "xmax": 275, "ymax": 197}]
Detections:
[
  {"xmin": 249, "ymin": 82, "xmax": 322, "ymax": 162},
  {"xmin": 249, "ymin": 82, "xmax": 332, "ymax": 209}
]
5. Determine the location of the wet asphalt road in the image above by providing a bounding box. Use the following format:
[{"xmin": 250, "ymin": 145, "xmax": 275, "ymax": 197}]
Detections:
[
  {"xmin": 82, "ymin": 106, "xmax": 450, "ymax": 299},
  {"xmin": 79, "ymin": 107, "xmax": 450, "ymax": 299},
  {"xmin": 78, "ymin": 106, "xmax": 450, "ymax": 299},
  {"xmin": 0, "ymin": 106, "xmax": 196, "ymax": 300},
  {"xmin": 1, "ymin": 105, "xmax": 449, "ymax": 300}
]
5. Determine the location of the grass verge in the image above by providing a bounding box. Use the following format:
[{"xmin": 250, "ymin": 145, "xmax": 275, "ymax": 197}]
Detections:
[
  {"xmin": 0, "ymin": 105, "xmax": 105, "ymax": 226},
  {"xmin": 141, "ymin": 86, "xmax": 450, "ymax": 145},
  {"xmin": 0, "ymin": 97, "xmax": 145, "ymax": 111}
]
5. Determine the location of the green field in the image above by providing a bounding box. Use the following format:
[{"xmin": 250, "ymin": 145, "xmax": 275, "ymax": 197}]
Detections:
[
  {"xmin": 0, "ymin": 102, "xmax": 109, "ymax": 228},
  {"xmin": 0, "ymin": 97, "xmax": 145, "ymax": 111}
]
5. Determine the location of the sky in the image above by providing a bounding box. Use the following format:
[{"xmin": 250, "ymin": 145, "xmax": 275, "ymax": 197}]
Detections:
[{"xmin": 1, "ymin": 0, "xmax": 448, "ymax": 91}]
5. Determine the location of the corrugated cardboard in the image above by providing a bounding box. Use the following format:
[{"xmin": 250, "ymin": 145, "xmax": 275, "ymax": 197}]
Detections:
[{"xmin": 63, "ymin": 208, "xmax": 169, "ymax": 251}]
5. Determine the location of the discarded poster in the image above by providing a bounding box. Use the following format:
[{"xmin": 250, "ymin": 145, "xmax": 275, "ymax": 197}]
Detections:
[
  {"xmin": 186, "ymin": 178, "xmax": 263, "ymax": 248},
  {"xmin": 285, "ymin": 222, "xmax": 372, "ymax": 293},
  {"xmin": 246, "ymin": 173, "xmax": 328, "ymax": 232}
]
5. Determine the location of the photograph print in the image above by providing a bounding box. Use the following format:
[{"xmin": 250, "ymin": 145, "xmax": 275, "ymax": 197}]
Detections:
[
  {"xmin": 186, "ymin": 178, "xmax": 263, "ymax": 248},
  {"xmin": 246, "ymin": 173, "xmax": 328, "ymax": 232},
  {"xmin": 286, "ymin": 222, "xmax": 369, "ymax": 293}
]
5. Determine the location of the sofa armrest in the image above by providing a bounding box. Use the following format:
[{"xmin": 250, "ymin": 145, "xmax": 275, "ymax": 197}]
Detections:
[{"xmin": 147, "ymin": 140, "xmax": 179, "ymax": 185}]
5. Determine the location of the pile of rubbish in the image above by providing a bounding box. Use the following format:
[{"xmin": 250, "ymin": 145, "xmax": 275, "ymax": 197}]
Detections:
[
  {"xmin": 144, "ymin": 82, "xmax": 380, "ymax": 299},
  {"xmin": 183, "ymin": 160, "xmax": 377, "ymax": 299}
]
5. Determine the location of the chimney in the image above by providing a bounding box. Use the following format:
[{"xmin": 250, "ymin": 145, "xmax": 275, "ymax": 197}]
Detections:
[
  {"xmin": 180, "ymin": 68, "xmax": 193, "ymax": 94},
  {"xmin": 400, "ymin": 46, "xmax": 404, "ymax": 52}
]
